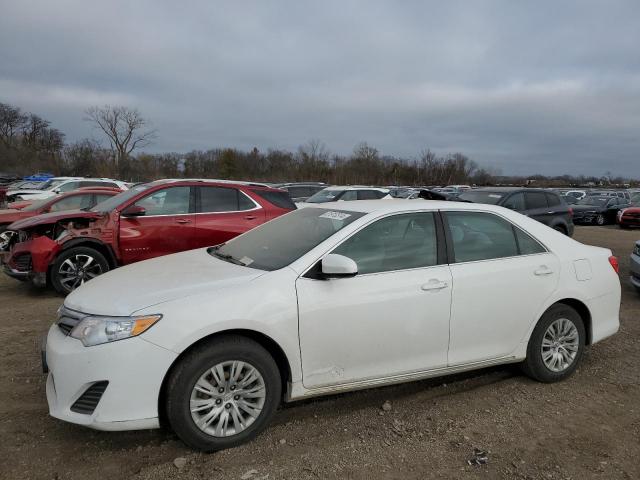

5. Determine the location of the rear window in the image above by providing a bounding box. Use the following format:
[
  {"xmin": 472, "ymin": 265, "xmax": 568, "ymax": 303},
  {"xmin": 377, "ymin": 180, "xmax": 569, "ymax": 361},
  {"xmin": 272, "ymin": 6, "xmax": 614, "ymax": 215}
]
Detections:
[
  {"xmin": 457, "ymin": 191, "xmax": 505, "ymax": 205},
  {"xmin": 251, "ymin": 189, "xmax": 296, "ymax": 210},
  {"xmin": 545, "ymin": 193, "xmax": 562, "ymax": 207},
  {"xmin": 524, "ymin": 192, "xmax": 548, "ymax": 210}
]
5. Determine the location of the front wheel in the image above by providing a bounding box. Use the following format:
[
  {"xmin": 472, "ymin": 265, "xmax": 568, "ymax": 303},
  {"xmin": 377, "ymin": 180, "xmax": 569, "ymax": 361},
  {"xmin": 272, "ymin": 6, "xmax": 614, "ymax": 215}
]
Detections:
[
  {"xmin": 51, "ymin": 246, "xmax": 110, "ymax": 294},
  {"xmin": 522, "ymin": 304, "xmax": 585, "ymax": 383},
  {"xmin": 595, "ymin": 214, "xmax": 605, "ymax": 226},
  {"xmin": 165, "ymin": 335, "xmax": 282, "ymax": 452}
]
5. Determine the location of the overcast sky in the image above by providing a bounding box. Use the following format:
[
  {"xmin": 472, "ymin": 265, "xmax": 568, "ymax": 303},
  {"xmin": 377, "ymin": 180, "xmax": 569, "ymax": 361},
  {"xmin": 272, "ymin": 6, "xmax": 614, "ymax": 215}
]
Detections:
[{"xmin": 1, "ymin": 1, "xmax": 639, "ymax": 176}]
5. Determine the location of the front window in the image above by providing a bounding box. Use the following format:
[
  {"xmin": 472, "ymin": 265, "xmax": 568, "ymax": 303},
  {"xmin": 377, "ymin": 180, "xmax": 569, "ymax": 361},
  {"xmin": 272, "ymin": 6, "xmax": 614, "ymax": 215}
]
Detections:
[
  {"xmin": 48, "ymin": 194, "xmax": 92, "ymax": 212},
  {"xmin": 332, "ymin": 212, "xmax": 439, "ymax": 274},
  {"xmin": 458, "ymin": 191, "xmax": 505, "ymax": 205},
  {"xmin": 211, "ymin": 208, "xmax": 365, "ymax": 271},
  {"xmin": 134, "ymin": 186, "xmax": 191, "ymax": 215}
]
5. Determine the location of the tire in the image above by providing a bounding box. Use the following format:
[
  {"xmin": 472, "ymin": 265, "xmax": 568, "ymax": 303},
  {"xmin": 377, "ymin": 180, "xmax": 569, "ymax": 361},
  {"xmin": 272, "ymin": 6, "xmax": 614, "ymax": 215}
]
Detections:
[
  {"xmin": 595, "ymin": 214, "xmax": 605, "ymax": 226},
  {"xmin": 165, "ymin": 335, "xmax": 282, "ymax": 452},
  {"xmin": 552, "ymin": 225, "xmax": 567, "ymax": 235},
  {"xmin": 522, "ymin": 304, "xmax": 585, "ymax": 383},
  {"xmin": 619, "ymin": 224, "xmax": 630, "ymax": 230},
  {"xmin": 51, "ymin": 246, "xmax": 110, "ymax": 295}
]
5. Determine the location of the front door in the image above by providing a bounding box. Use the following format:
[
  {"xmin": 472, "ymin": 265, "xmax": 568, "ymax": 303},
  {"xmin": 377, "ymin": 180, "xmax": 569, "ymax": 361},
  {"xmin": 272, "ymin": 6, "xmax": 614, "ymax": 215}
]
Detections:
[
  {"xmin": 119, "ymin": 186, "xmax": 195, "ymax": 263},
  {"xmin": 297, "ymin": 212, "xmax": 452, "ymax": 389},
  {"xmin": 443, "ymin": 210, "xmax": 560, "ymax": 365}
]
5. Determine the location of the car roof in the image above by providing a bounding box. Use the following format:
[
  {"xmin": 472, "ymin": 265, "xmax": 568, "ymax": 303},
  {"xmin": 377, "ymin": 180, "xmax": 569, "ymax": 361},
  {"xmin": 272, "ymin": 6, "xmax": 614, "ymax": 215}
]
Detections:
[
  {"xmin": 305, "ymin": 199, "xmax": 507, "ymax": 214},
  {"xmin": 468, "ymin": 187, "xmax": 549, "ymax": 193},
  {"xmin": 148, "ymin": 178, "xmax": 281, "ymax": 190},
  {"xmin": 323, "ymin": 185, "xmax": 389, "ymax": 192}
]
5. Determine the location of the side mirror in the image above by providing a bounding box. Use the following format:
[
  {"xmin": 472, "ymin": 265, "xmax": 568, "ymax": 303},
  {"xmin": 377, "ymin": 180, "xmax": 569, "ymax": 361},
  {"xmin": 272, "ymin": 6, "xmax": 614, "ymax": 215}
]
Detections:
[
  {"xmin": 121, "ymin": 205, "xmax": 146, "ymax": 217},
  {"xmin": 52, "ymin": 189, "xmax": 60, "ymax": 194},
  {"xmin": 321, "ymin": 254, "xmax": 358, "ymax": 278}
]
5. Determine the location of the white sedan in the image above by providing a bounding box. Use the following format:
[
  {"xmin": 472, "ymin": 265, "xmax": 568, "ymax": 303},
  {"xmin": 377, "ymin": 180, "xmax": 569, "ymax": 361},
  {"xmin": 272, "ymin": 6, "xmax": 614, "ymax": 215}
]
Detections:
[{"xmin": 45, "ymin": 200, "xmax": 620, "ymax": 451}]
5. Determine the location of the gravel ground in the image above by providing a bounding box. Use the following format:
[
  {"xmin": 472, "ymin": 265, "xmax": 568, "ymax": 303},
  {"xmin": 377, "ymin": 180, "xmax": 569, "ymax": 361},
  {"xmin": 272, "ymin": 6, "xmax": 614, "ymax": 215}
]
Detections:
[{"xmin": 1, "ymin": 226, "xmax": 638, "ymax": 480}]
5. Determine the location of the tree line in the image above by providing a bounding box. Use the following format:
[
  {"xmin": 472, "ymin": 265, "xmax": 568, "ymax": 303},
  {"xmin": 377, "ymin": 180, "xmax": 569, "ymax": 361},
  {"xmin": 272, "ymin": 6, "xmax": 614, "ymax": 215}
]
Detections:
[{"xmin": 0, "ymin": 102, "xmax": 632, "ymax": 187}]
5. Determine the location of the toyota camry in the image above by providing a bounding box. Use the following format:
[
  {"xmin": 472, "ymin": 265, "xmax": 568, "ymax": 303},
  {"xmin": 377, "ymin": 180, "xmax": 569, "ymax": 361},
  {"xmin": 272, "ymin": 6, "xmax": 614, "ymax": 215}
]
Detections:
[{"xmin": 44, "ymin": 200, "xmax": 620, "ymax": 451}]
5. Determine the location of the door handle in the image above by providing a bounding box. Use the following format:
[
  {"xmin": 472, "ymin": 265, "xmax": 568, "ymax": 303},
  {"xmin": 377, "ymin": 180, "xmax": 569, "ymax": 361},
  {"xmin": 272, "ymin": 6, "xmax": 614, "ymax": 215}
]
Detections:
[
  {"xmin": 245, "ymin": 215, "xmax": 257, "ymax": 220},
  {"xmin": 534, "ymin": 266, "xmax": 553, "ymax": 276},
  {"xmin": 421, "ymin": 279, "xmax": 449, "ymax": 291},
  {"xmin": 176, "ymin": 218, "xmax": 192, "ymax": 224}
]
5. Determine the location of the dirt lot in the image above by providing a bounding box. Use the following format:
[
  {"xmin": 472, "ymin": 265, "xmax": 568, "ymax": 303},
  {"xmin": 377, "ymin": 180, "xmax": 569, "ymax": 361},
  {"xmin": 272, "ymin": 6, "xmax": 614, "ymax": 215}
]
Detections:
[{"xmin": 1, "ymin": 226, "xmax": 639, "ymax": 480}]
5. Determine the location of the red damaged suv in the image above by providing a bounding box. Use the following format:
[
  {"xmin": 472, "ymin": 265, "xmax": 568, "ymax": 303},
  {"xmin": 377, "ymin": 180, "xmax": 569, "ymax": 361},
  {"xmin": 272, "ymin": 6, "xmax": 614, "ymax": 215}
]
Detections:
[{"xmin": 2, "ymin": 179, "xmax": 295, "ymax": 294}]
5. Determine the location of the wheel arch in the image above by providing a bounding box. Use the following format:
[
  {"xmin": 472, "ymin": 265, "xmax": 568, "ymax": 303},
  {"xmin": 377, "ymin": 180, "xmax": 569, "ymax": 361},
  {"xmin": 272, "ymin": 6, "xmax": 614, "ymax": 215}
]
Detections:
[
  {"xmin": 57, "ymin": 238, "xmax": 118, "ymax": 269},
  {"xmin": 548, "ymin": 298, "xmax": 592, "ymax": 345},
  {"xmin": 157, "ymin": 328, "xmax": 293, "ymax": 426}
]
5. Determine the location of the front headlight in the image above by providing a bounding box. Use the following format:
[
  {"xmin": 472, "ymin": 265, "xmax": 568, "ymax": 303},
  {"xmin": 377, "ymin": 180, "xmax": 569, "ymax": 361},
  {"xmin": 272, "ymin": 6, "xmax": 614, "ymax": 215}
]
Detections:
[{"xmin": 70, "ymin": 314, "xmax": 162, "ymax": 347}]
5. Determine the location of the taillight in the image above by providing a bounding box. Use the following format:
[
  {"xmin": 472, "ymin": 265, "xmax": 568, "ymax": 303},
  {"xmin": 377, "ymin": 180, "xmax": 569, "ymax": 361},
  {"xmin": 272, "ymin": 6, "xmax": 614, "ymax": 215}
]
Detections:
[
  {"xmin": 568, "ymin": 207, "xmax": 573, "ymax": 217},
  {"xmin": 608, "ymin": 255, "xmax": 619, "ymax": 273}
]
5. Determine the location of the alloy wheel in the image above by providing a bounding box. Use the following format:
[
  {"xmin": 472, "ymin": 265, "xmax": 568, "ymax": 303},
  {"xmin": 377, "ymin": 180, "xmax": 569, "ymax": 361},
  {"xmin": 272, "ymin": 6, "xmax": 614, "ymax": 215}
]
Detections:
[
  {"xmin": 190, "ymin": 360, "xmax": 266, "ymax": 437},
  {"xmin": 596, "ymin": 214, "xmax": 605, "ymax": 226},
  {"xmin": 0, "ymin": 230, "xmax": 17, "ymax": 251},
  {"xmin": 541, "ymin": 318, "xmax": 579, "ymax": 372},
  {"xmin": 57, "ymin": 254, "xmax": 104, "ymax": 291}
]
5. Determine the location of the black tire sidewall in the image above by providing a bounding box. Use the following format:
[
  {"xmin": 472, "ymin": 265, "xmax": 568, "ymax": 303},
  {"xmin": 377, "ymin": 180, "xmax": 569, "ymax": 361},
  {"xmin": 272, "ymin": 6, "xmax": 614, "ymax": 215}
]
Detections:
[
  {"xmin": 165, "ymin": 336, "xmax": 282, "ymax": 452},
  {"xmin": 524, "ymin": 305, "xmax": 586, "ymax": 383},
  {"xmin": 51, "ymin": 246, "xmax": 110, "ymax": 294}
]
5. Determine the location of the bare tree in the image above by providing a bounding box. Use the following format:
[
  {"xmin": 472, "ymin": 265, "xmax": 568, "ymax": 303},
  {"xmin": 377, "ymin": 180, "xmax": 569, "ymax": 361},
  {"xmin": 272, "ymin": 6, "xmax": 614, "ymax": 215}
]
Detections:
[
  {"xmin": 0, "ymin": 103, "xmax": 27, "ymax": 147},
  {"xmin": 84, "ymin": 105, "xmax": 157, "ymax": 171}
]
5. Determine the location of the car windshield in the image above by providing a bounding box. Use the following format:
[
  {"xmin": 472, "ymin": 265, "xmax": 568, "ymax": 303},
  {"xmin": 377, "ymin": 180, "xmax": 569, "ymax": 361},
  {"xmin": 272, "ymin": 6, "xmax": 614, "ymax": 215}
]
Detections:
[
  {"xmin": 22, "ymin": 200, "xmax": 49, "ymax": 212},
  {"xmin": 90, "ymin": 184, "xmax": 150, "ymax": 212},
  {"xmin": 210, "ymin": 208, "xmax": 365, "ymax": 271},
  {"xmin": 38, "ymin": 179, "xmax": 66, "ymax": 190},
  {"xmin": 457, "ymin": 191, "xmax": 505, "ymax": 204},
  {"xmin": 577, "ymin": 197, "xmax": 608, "ymax": 207},
  {"xmin": 305, "ymin": 189, "xmax": 344, "ymax": 203}
]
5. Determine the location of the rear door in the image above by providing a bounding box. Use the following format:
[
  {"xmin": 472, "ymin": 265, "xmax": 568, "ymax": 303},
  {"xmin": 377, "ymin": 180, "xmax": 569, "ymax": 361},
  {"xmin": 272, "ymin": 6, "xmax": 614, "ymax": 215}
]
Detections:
[
  {"xmin": 194, "ymin": 186, "xmax": 265, "ymax": 248},
  {"xmin": 444, "ymin": 210, "xmax": 560, "ymax": 365},
  {"xmin": 523, "ymin": 191, "xmax": 551, "ymax": 225},
  {"xmin": 118, "ymin": 186, "xmax": 195, "ymax": 263}
]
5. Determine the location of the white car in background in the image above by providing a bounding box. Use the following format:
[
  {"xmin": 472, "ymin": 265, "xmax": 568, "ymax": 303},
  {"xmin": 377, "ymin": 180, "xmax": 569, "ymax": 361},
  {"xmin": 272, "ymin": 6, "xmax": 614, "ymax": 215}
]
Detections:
[
  {"xmin": 6, "ymin": 177, "xmax": 128, "ymax": 202},
  {"xmin": 296, "ymin": 185, "xmax": 392, "ymax": 207},
  {"xmin": 45, "ymin": 201, "xmax": 620, "ymax": 451}
]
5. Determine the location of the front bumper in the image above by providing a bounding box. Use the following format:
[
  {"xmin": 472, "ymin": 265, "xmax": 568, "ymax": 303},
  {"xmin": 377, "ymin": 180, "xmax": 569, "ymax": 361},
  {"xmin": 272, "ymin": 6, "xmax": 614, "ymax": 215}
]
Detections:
[
  {"xmin": 572, "ymin": 213, "xmax": 599, "ymax": 224},
  {"xmin": 3, "ymin": 236, "xmax": 62, "ymax": 286},
  {"xmin": 45, "ymin": 323, "xmax": 178, "ymax": 431}
]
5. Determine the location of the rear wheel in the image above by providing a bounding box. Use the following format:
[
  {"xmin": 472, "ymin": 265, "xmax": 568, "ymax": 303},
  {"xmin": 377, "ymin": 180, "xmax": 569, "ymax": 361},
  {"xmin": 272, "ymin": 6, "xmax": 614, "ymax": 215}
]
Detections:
[
  {"xmin": 51, "ymin": 246, "xmax": 110, "ymax": 294},
  {"xmin": 552, "ymin": 225, "xmax": 567, "ymax": 235},
  {"xmin": 522, "ymin": 304, "xmax": 585, "ymax": 382},
  {"xmin": 165, "ymin": 335, "xmax": 281, "ymax": 452}
]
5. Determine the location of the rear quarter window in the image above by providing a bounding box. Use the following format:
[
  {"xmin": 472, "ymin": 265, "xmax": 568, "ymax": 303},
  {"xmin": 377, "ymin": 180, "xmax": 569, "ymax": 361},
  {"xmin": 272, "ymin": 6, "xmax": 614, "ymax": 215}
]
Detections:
[{"xmin": 251, "ymin": 189, "xmax": 296, "ymax": 210}]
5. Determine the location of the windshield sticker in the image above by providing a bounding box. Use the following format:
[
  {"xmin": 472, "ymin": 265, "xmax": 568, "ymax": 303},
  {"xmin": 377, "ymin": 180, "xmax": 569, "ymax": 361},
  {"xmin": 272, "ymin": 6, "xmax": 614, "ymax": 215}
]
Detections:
[
  {"xmin": 319, "ymin": 211, "xmax": 351, "ymax": 220},
  {"xmin": 239, "ymin": 256, "xmax": 254, "ymax": 266},
  {"xmin": 488, "ymin": 194, "xmax": 502, "ymax": 198}
]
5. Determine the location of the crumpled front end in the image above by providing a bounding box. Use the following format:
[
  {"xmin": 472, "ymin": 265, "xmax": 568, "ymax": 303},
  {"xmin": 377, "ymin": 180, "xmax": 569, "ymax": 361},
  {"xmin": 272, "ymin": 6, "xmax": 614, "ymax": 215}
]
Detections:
[{"xmin": 3, "ymin": 235, "xmax": 61, "ymax": 287}]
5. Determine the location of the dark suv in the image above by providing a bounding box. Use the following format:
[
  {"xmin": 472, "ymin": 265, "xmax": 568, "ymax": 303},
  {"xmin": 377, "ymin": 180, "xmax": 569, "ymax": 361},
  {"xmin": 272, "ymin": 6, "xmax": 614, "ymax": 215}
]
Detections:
[{"xmin": 458, "ymin": 188, "xmax": 574, "ymax": 236}]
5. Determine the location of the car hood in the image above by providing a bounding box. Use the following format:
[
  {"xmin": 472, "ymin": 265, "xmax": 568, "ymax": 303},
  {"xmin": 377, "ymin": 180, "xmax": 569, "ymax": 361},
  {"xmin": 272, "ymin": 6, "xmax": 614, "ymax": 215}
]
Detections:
[
  {"xmin": 621, "ymin": 206, "xmax": 640, "ymax": 213},
  {"xmin": 8, "ymin": 209, "xmax": 103, "ymax": 230},
  {"xmin": 571, "ymin": 204, "xmax": 605, "ymax": 213},
  {"xmin": 64, "ymin": 248, "xmax": 267, "ymax": 316},
  {"xmin": 0, "ymin": 209, "xmax": 31, "ymax": 224}
]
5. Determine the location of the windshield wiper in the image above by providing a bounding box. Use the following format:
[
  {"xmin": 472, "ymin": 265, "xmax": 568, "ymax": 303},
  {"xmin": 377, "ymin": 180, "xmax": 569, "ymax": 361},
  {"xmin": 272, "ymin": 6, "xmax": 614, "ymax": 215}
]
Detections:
[{"xmin": 208, "ymin": 246, "xmax": 246, "ymax": 266}]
